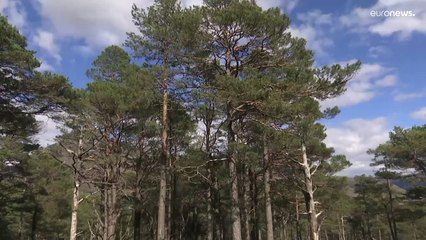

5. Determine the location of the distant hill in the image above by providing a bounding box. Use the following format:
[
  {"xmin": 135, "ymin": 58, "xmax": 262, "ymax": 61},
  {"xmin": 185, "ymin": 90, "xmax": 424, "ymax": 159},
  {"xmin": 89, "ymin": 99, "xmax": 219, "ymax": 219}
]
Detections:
[
  {"xmin": 391, "ymin": 179, "xmax": 426, "ymax": 191},
  {"xmin": 344, "ymin": 176, "xmax": 426, "ymax": 196}
]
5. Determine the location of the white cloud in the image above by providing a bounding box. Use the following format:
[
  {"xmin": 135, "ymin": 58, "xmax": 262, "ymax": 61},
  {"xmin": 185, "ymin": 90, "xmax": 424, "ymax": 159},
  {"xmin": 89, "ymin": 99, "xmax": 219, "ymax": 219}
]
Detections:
[
  {"xmin": 393, "ymin": 91, "xmax": 425, "ymax": 101},
  {"xmin": 73, "ymin": 45, "xmax": 93, "ymax": 56},
  {"xmin": 375, "ymin": 74, "xmax": 397, "ymax": 87},
  {"xmin": 289, "ymin": 10, "xmax": 334, "ymax": 56},
  {"xmin": 283, "ymin": 0, "xmax": 299, "ymax": 12},
  {"xmin": 0, "ymin": 0, "xmax": 26, "ymax": 28},
  {"xmin": 36, "ymin": 59, "xmax": 54, "ymax": 72},
  {"xmin": 410, "ymin": 106, "xmax": 426, "ymax": 120},
  {"xmin": 325, "ymin": 117, "xmax": 390, "ymax": 176},
  {"xmin": 254, "ymin": 0, "xmax": 298, "ymax": 11},
  {"xmin": 35, "ymin": 0, "xmax": 150, "ymax": 50},
  {"xmin": 368, "ymin": 46, "xmax": 387, "ymax": 58},
  {"xmin": 33, "ymin": 115, "xmax": 62, "ymax": 147},
  {"xmin": 340, "ymin": 0, "xmax": 426, "ymax": 39},
  {"xmin": 322, "ymin": 62, "xmax": 398, "ymax": 108},
  {"xmin": 33, "ymin": 30, "xmax": 61, "ymax": 63},
  {"xmin": 181, "ymin": 0, "xmax": 203, "ymax": 7}
]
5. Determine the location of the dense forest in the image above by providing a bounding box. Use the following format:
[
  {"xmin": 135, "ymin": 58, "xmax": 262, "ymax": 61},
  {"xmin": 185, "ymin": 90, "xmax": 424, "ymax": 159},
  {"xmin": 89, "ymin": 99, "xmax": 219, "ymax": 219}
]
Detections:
[{"xmin": 1, "ymin": 0, "xmax": 425, "ymax": 240}]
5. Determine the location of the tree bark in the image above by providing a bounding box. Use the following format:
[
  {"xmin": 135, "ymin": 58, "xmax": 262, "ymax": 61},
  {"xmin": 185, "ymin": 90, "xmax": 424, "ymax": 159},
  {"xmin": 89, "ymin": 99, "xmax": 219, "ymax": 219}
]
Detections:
[
  {"xmin": 295, "ymin": 196, "xmax": 302, "ymax": 240},
  {"xmin": 263, "ymin": 137, "xmax": 274, "ymax": 240},
  {"xmin": 70, "ymin": 180, "xmax": 80, "ymax": 240},
  {"xmin": 386, "ymin": 178, "xmax": 398, "ymax": 240},
  {"xmin": 301, "ymin": 142, "xmax": 320, "ymax": 240},
  {"xmin": 207, "ymin": 167, "xmax": 214, "ymax": 240},
  {"xmin": 250, "ymin": 170, "xmax": 259, "ymax": 240},
  {"xmin": 134, "ymin": 154, "xmax": 143, "ymax": 240},
  {"xmin": 134, "ymin": 210, "xmax": 141, "ymax": 240},
  {"xmin": 31, "ymin": 207, "xmax": 38, "ymax": 240},
  {"xmin": 205, "ymin": 113, "xmax": 214, "ymax": 240},
  {"xmin": 243, "ymin": 167, "xmax": 251, "ymax": 240},
  {"xmin": 70, "ymin": 127, "xmax": 83, "ymax": 240},
  {"xmin": 229, "ymin": 154, "xmax": 242, "ymax": 240},
  {"xmin": 158, "ymin": 57, "xmax": 170, "ymax": 240},
  {"xmin": 225, "ymin": 32, "xmax": 242, "ymax": 239},
  {"xmin": 104, "ymin": 184, "xmax": 120, "ymax": 240}
]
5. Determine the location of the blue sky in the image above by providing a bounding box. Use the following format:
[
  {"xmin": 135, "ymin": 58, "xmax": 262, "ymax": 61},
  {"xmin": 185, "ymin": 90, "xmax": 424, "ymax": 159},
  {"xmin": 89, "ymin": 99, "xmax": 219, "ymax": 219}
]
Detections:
[{"xmin": 1, "ymin": 0, "xmax": 425, "ymax": 175}]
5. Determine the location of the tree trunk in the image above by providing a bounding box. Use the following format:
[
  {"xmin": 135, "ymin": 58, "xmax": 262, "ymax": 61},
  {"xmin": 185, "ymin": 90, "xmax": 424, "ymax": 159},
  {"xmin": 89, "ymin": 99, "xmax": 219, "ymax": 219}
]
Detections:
[
  {"xmin": 243, "ymin": 167, "xmax": 251, "ymax": 240},
  {"xmin": 134, "ymin": 155, "xmax": 143, "ymax": 240},
  {"xmin": 227, "ymin": 106, "xmax": 242, "ymax": 240},
  {"xmin": 229, "ymin": 155, "xmax": 242, "ymax": 240},
  {"xmin": 263, "ymin": 137, "xmax": 274, "ymax": 240},
  {"xmin": 250, "ymin": 170, "xmax": 259, "ymax": 240},
  {"xmin": 207, "ymin": 167, "xmax": 214, "ymax": 240},
  {"xmin": 301, "ymin": 142, "xmax": 320, "ymax": 240},
  {"xmin": 104, "ymin": 184, "xmax": 120, "ymax": 240},
  {"xmin": 225, "ymin": 34, "xmax": 242, "ymax": 239},
  {"xmin": 70, "ymin": 125, "xmax": 84, "ymax": 240},
  {"xmin": 214, "ymin": 178, "xmax": 223, "ymax": 240},
  {"xmin": 70, "ymin": 180, "xmax": 80, "ymax": 240},
  {"xmin": 158, "ymin": 57, "xmax": 170, "ymax": 240},
  {"xmin": 341, "ymin": 216, "xmax": 346, "ymax": 240},
  {"xmin": 134, "ymin": 210, "xmax": 141, "ymax": 240},
  {"xmin": 386, "ymin": 178, "xmax": 398, "ymax": 240},
  {"xmin": 295, "ymin": 196, "xmax": 302, "ymax": 240},
  {"xmin": 31, "ymin": 207, "xmax": 38, "ymax": 240},
  {"xmin": 205, "ymin": 115, "xmax": 214, "ymax": 240}
]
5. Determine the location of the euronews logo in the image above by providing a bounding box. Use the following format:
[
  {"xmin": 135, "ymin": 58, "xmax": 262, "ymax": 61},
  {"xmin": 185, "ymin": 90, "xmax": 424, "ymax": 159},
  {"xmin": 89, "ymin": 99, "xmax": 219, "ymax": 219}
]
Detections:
[{"xmin": 370, "ymin": 10, "xmax": 416, "ymax": 17}]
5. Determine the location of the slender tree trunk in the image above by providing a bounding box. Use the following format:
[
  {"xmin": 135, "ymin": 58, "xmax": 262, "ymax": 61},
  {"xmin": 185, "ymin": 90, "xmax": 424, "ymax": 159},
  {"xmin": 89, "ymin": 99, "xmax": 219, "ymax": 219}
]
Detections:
[
  {"xmin": 243, "ymin": 167, "xmax": 251, "ymax": 240},
  {"xmin": 295, "ymin": 196, "xmax": 302, "ymax": 240},
  {"xmin": 341, "ymin": 216, "xmax": 346, "ymax": 240},
  {"xmin": 70, "ymin": 125, "xmax": 84, "ymax": 240},
  {"xmin": 227, "ymin": 106, "xmax": 242, "ymax": 240},
  {"xmin": 229, "ymin": 154, "xmax": 242, "ymax": 240},
  {"xmin": 386, "ymin": 178, "xmax": 398, "ymax": 240},
  {"xmin": 205, "ymin": 116, "xmax": 214, "ymax": 240},
  {"xmin": 337, "ymin": 216, "xmax": 342, "ymax": 240},
  {"xmin": 70, "ymin": 180, "xmax": 80, "ymax": 240},
  {"xmin": 250, "ymin": 170, "xmax": 259, "ymax": 240},
  {"xmin": 301, "ymin": 142, "xmax": 320, "ymax": 240},
  {"xmin": 31, "ymin": 207, "xmax": 38, "ymax": 240},
  {"xmin": 158, "ymin": 57, "xmax": 170, "ymax": 240},
  {"xmin": 263, "ymin": 136, "xmax": 274, "ymax": 240},
  {"xmin": 412, "ymin": 222, "xmax": 417, "ymax": 240},
  {"xmin": 207, "ymin": 167, "xmax": 214, "ymax": 240},
  {"xmin": 166, "ymin": 156, "xmax": 173, "ymax": 240},
  {"xmin": 225, "ymin": 35, "xmax": 242, "ymax": 240},
  {"xmin": 134, "ymin": 156, "xmax": 143, "ymax": 240},
  {"xmin": 134, "ymin": 210, "xmax": 141, "ymax": 240},
  {"xmin": 104, "ymin": 184, "xmax": 120, "ymax": 240},
  {"xmin": 211, "ymin": 174, "xmax": 223, "ymax": 240}
]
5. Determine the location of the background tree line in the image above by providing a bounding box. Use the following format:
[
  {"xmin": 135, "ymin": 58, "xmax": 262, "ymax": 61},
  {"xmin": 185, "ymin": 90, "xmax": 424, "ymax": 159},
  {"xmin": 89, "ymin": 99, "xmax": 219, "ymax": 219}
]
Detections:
[{"xmin": 0, "ymin": 0, "xmax": 425, "ymax": 240}]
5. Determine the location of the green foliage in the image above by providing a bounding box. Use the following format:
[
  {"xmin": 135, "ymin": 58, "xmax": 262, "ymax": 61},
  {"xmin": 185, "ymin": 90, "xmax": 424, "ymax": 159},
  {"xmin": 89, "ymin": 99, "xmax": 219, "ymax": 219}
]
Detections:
[
  {"xmin": 370, "ymin": 125, "xmax": 426, "ymax": 175},
  {"xmin": 0, "ymin": 15, "xmax": 73, "ymax": 137}
]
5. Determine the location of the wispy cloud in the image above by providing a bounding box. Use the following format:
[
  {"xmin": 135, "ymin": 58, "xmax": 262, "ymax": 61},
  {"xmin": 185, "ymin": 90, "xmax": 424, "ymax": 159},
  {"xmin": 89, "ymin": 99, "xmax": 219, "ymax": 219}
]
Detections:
[
  {"xmin": 0, "ymin": 0, "xmax": 26, "ymax": 28},
  {"xmin": 410, "ymin": 106, "xmax": 426, "ymax": 120},
  {"xmin": 33, "ymin": 29, "xmax": 61, "ymax": 63},
  {"xmin": 322, "ymin": 62, "xmax": 398, "ymax": 108},
  {"xmin": 36, "ymin": 59, "xmax": 55, "ymax": 72},
  {"xmin": 393, "ymin": 91, "xmax": 425, "ymax": 101},
  {"xmin": 340, "ymin": 0, "xmax": 426, "ymax": 39},
  {"xmin": 325, "ymin": 117, "xmax": 390, "ymax": 176},
  {"xmin": 34, "ymin": 0, "xmax": 145, "ymax": 51},
  {"xmin": 290, "ymin": 10, "xmax": 334, "ymax": 56}
]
